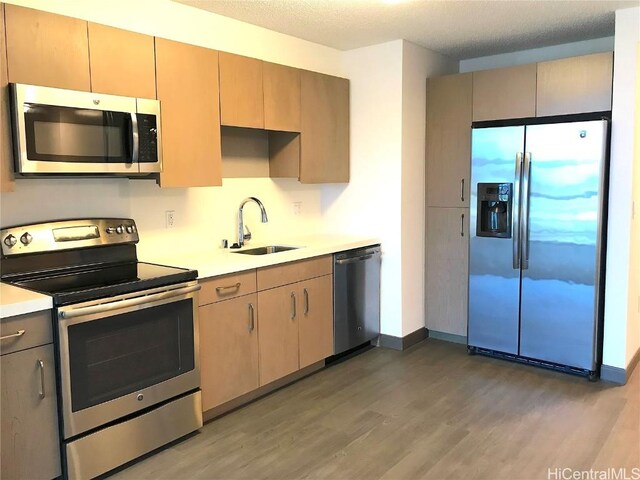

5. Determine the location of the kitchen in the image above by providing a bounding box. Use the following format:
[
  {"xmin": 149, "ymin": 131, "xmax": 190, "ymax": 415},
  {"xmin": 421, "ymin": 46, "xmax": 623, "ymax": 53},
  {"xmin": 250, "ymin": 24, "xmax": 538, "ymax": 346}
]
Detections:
[{"xmin": 1, "ymin": 0, "xmax": 639, "ymax": 479}]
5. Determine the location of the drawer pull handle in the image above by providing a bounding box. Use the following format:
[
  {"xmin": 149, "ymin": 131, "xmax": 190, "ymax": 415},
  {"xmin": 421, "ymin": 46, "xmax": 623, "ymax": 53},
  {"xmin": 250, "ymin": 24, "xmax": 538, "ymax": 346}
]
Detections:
[
  {"xmin": 216, "ymin": 282, "xmax": 241, "ymax": 293},
  {"xmin": 37, "ymin": 359, "xmax": 46, "ymax": 399},
  {"xmin": 0, "ymin": 329, "xmax": 25, "ymax": 341},
  {"xmin": 303, "ymin": 288, "xmax": 309, "ymax": 315},
  {"xmin": 291, "ymin": 292, "xmax": 296, "ymax": 320},
  {"xmin": 248, "ymin": 303, "xmax": 255, "ymax": 332}
]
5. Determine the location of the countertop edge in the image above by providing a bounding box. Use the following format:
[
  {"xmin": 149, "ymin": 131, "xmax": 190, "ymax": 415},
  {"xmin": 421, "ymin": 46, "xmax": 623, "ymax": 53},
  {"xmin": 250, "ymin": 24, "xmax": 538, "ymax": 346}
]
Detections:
[{"xmin": 0, "ymin": 283, "xmax": 53, "ymax": 318}]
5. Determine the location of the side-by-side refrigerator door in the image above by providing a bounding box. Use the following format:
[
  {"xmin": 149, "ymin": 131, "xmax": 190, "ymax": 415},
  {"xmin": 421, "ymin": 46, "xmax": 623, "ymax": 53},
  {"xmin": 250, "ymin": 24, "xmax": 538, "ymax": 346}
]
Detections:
[
  {"xmin": 468, "ymin": 126, "xmax": 525, "ymax": 354},
  {"xmin": 519, "ymin": 120, "xmax": 608, "ymax": 371}
]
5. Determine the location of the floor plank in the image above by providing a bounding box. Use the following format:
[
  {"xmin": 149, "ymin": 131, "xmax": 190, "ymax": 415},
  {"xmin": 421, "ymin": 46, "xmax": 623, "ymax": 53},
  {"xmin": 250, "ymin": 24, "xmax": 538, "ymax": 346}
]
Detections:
[{"xmin": 112, "ymin": 339, "xmax": 640, "ymax": 480}]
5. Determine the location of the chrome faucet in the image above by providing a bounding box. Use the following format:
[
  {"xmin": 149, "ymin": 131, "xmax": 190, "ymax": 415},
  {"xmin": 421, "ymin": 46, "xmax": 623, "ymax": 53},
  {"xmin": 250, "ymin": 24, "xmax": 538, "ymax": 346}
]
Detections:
[{"xmin": 237, "ymin": 197, "xmax": 268, "ymax": 247}]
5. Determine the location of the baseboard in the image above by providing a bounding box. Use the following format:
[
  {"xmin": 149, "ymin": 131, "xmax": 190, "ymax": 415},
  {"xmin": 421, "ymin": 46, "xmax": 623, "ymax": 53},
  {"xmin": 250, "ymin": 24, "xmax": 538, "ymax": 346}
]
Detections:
[
  {"xmin": 601, "ymin": 347, "xmax": 640, "ymax": 385},
  {"xmin": 378, "ymin": 327, "xmax": 427, "ymax": 351},
  {"xmin": 428, "ymin": 330, "xmax": 468, "ymax": 345},
  {"xmin": 600, "ymin": 364, "xmax": 627, "ymax": 384}
]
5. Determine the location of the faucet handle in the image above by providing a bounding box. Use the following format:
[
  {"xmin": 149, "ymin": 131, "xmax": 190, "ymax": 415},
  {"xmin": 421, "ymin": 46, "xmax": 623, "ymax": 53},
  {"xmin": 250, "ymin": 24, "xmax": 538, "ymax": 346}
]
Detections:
[{"xmin": 244, "ymin": 225, "xmax": 252, "ymax": 241}]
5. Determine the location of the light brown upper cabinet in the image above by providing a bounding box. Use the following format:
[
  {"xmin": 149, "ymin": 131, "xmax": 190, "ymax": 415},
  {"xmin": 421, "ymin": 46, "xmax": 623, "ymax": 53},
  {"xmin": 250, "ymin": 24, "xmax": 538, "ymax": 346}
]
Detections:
[
  {"xmin": 473, "ymin": 64, "xmax": 537, "ymax": 121},
  {"xmin": 1, "ymin": 3, "xmax": 14, "ymax": 193},
  {"xmin": 87, "ymin": 23, "xmax": 156, "ymax": 99},
  {"xmin": 155, "ymin": 38, "xmax": 222, "ymax": 188},
  {"xmin": 537, "ymin": 52, "xmax": 613, "ymax": 117},
  {"xmin": 300, "ymin": 70, "xmax": 350, "ymax": 183},
  {"xmin": 5, "ymin": 4, "xmax": 90, "ymax": 91},
  {"xmin": 263, "ymin": 62, "xmax": 301, "ymax": 132},
  {"xmin": 426, "ymin": 73, "xmax": 472, "ymax": 208},
  {"xmin": 219, "ymin": 52, "xmax": 264, "ymax": 129}
]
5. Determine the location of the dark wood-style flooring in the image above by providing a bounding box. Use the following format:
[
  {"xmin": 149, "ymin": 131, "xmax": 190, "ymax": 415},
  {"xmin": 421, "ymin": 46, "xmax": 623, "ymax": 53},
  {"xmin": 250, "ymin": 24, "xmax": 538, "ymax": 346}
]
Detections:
[{"xmin": 114, "ymin": 339, "xmax": 640, "ymax": 480}]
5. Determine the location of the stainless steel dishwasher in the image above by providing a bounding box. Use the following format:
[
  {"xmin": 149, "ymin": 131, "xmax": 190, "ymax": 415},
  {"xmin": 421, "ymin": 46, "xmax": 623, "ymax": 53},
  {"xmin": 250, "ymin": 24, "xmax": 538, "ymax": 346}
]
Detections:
[{"xmin": 333, "ymin": 245, "xmax": 381, "ymax": 355}]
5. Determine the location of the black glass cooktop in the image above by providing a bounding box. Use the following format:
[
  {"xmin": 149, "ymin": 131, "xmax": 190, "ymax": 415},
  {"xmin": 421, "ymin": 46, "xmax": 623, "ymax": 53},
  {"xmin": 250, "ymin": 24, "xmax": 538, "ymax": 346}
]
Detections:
[{"xmin": 7, "ymin": 262, "xmax": 198, "ymax": 306}]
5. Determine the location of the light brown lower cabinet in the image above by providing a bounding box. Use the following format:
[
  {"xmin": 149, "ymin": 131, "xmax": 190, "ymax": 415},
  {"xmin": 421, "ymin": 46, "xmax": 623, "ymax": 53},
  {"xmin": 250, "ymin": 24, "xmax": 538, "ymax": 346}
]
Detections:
[
  {"xmin": 426, "ymin": 207, "xmax": 469, "ymax": 337},
  {"xmin": 1, "ymin": 344, "xmax": 61, "ymax": 480},
  {"xmin": 258, "ymin": 284, "xmax": 300, "ymax": 385},
  {"xmin": 298, "ymin": 275, "xmax": 333, "ymax": 369},
  {"xmin": 199, "ymin": 294, "xmax": 259, "ymax": 411},
  {"xmin": 199, "ymin": 258, "xmax": 334, "ymax": 412}
]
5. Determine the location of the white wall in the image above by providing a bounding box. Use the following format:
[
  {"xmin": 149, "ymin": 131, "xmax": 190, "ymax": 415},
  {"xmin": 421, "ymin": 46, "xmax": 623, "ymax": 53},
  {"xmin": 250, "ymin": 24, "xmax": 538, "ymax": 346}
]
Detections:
[
  {"xmin": 459, "ymin": 37, "xmax": 614, "ymax": 73},
  {"xmin": 603, "ymin": 6, "xmax": 640, "ymax": 370},
  {"xmin": 400, "ymin": 41, "xmax": 458, "ymax": 336},
  {"xmin": 629, "ymin": 41, "xmax": 640, "ymax": 366},
  {"xmin": 322, "ymin": 40, "xmax": 405, "ymax": 337},
  {"xmin": 1, "ymin": 0, "xmax": 345, "ymax": 260}
]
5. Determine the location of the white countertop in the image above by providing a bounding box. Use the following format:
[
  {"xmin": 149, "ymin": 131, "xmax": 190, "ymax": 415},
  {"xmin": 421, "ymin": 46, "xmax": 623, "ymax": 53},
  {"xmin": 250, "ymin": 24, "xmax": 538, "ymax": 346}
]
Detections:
[
  {"xmin": 144, "ymin": 234, "xmax": 380, "ymax": 279},
  {"xmin": 0, "ymin": 282, "xmax": 53, "ymax": 318},
  {"xmin": 0, "ymin": 235, "xmax": 380, "ymax": 315}
]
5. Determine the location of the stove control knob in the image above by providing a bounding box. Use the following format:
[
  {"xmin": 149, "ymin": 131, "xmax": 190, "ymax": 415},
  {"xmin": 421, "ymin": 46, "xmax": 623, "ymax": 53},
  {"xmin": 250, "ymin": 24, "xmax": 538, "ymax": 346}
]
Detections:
[
  {"xmin": 116, "ymin": 225, "xmax": 124, "ymax": 234},
  {"xmin": 105, "ymin": 227, "xmax": 116, "ymax": 234},
  {"xmin": 126, "ymin": 225, "xmax": 134, "ymax": 234},
  {"xmin": 3, "ymin": 234, "xmax": 17, "ymax": 248},
  {"xmin": 20, "ymin": 232, "xmax": 33, "ymax": 246}
]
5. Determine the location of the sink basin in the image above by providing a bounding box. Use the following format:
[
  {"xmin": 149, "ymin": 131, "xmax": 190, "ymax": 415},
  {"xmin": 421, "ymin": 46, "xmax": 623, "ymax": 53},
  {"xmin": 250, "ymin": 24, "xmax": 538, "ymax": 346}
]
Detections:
[{"xmin": 232, "ymin": 245, "xmax": 299, "ymax": 255}]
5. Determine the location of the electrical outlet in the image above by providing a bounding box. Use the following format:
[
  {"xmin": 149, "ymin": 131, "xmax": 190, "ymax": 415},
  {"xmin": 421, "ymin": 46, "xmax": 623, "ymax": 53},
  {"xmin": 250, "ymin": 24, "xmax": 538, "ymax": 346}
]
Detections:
[
  {"xmin": 292, "ymin": 201, "xmax": 302, "ymax": 216},
  {"xmin": 165, "ymin": 210, "xmax": 176, "ymax": 229}
]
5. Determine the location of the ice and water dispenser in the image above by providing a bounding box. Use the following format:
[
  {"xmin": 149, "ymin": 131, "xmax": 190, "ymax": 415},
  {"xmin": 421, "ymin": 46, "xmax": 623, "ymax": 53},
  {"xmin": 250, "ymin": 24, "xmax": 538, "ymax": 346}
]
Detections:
[{"xmin": 476, "ymin": 183, "xmax": 512, "ymax": 238}]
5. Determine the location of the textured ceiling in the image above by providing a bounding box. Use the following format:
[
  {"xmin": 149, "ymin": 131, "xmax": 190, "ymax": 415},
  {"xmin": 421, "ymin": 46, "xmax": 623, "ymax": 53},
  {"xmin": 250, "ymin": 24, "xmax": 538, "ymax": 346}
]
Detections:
[{"xmin": 174, "ymin": 0, "xmax": 638, "ymax": 59}]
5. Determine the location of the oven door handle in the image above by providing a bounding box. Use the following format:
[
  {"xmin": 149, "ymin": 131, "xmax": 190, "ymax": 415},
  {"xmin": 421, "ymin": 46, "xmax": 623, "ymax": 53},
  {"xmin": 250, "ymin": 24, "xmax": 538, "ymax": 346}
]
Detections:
[{"xmin": 58, "ymin": 284, "xmax": 201, "ymax": 320}]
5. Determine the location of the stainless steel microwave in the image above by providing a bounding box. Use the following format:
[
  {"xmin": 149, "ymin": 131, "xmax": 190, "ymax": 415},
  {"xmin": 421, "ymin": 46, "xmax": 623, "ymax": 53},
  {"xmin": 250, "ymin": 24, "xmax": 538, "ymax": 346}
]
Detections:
[{"xmin": 10, "ymin": 83, "xmax": 162, "ymax": 176}]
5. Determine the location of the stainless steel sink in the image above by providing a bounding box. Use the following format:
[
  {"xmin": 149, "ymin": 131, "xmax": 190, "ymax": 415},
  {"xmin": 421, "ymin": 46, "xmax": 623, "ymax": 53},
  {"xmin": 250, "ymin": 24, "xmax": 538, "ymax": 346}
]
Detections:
[{"xmin": 232, "ymin": 245, "xmax": 299, "ymax": 255}]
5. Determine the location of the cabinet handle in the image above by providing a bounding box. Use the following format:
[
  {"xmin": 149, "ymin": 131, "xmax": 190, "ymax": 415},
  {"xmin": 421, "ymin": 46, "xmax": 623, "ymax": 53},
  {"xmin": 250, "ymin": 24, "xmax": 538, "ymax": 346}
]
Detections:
[
  {"xmin": 291, "ymin": 292, "xmax": 296, "ymax": 320},
  {"xmin": 248, "ymin": 303, "xmax": 255, "ymax": 332},
  {"xmin": 216, "ymin": 282, "xmax": 241, "ymax": 293},
  {"xmin": 0, "ymin": 329, "xmax": 25, "ymax": 341},
  {"xmin": 37, "ymin": 360, "xmax": 45, "ymax": 399},
  {"xmin": 461, "ymin": 178, "xmax": 465, "ymax": 203},
  {"xmin": 303, "ymin": 288, "xmax": 309, "ymax": 315},
  {"xmin": 461, "ymin": 213, "xmax": 465, "ymax": 237}
]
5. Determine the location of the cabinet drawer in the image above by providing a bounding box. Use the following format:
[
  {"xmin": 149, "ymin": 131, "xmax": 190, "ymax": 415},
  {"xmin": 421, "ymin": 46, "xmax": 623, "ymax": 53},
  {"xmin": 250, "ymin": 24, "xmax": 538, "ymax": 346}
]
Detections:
[
  {"xmin": 199, "ymin": 270, "xmax": 257, "ymax": 306},
  {"xmin": 257, "ymin": 255, "xmax": 332, "ymax": 291},
  {"xmin": 1, "ymin": 310, "xmax": 52, "ymax": 356}
]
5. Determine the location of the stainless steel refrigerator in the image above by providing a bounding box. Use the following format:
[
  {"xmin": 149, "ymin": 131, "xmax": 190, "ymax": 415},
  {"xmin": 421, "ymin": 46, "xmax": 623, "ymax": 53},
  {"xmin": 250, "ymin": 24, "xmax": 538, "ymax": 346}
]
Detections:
[{"xmin": 467, "ymin": 116, "xmax": 609, "ymax": 378}]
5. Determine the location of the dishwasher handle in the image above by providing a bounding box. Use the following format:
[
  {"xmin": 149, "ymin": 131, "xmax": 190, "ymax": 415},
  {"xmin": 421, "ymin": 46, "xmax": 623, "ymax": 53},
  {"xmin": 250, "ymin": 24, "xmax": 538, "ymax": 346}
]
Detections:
[{"xmin": 336, "ymin": 254, "xmax": 373, "ymax": 265}]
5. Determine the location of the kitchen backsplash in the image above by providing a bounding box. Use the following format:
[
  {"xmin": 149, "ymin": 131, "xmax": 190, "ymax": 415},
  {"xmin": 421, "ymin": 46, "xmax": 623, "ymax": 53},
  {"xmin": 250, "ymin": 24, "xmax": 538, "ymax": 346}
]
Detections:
[{"xmin": 0, "ymin": 177, "xmax": 324, "ymax": 259}]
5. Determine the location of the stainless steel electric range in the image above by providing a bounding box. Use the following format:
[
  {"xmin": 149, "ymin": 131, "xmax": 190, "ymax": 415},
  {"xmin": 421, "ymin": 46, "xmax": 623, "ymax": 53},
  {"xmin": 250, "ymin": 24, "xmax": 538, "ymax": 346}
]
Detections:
[{"xmin": 0, "ymin": 218, "xmax": 202, "ymax": 479}]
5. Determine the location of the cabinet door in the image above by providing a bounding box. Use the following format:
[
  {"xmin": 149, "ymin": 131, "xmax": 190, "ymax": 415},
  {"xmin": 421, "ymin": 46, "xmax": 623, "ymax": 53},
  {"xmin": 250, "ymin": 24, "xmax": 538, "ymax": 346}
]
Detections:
[
  {"xmin": 473, "ymin": 64, "xmax": 537, "ymax": 121},
  {"xmin": 1, "ymin": 345, "xmax": 61, "ymax": 480},
  {"xmin": 426, "ymin": 73, "xmax": 471, "ymax": 208},
  {"xmin": 537, "ymin": 52, "xmax": 613, "ymax": 117},
  {"xmin": 199, "ymin": 294, "xmax": 259, "ymax": 411},
  {"xmin": 298, "ymin": 275, "xmax": 333, "ymax": 369},
  {"xmin": 263, "ymin": 62, "xmax": 301, "ymax": 132},
  {"xmin": 426, "ymin": 207, "xmax": 469, "ymax": 337},
  {"xmin": 88, "ymin": 23, "xmax": 156, "ymax": 98},
  {"xmin": 1, "ymin": 4, "xmax": 14, "ymax": 193},
  {"xmin": 300, "ymin": 70, "xmax": 349, "ymax": 183},
  {"xmin": 258, "ymin": 284, "xmax": 299, "ymax": 385},
  {"xmin": 219, "ymin": 52, "xmax": 264, "ymax": 129},
  {"xmin": 155, "ymin": 38, "xmax": 222, "ymax": 188},
  {"xmin": 5, "ymin": 4, "xmax": 90, "ymax": 91}
]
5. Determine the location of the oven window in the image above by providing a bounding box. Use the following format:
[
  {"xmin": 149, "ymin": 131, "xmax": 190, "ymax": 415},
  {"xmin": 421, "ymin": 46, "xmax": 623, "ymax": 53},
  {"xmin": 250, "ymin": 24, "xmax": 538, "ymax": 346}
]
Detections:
[
  {"xmin": 67, "ymin": 299, "xmax": 195, "ymax": 412},
  {"xmin": 24, "ymin": 103, "xmax": 131, "ymax": 163}
]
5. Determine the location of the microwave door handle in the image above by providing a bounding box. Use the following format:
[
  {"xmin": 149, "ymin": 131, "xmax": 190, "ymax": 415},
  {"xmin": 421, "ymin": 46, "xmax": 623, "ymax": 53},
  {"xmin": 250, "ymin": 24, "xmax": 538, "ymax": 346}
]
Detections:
[{"xmin": 129, "ymin": 113, "xmax": 139, "ymax": 164}]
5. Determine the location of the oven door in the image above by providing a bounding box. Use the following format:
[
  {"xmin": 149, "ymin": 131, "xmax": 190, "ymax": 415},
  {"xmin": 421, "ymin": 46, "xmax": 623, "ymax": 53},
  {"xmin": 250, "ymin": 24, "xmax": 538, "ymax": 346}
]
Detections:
[
  {"xmin": 11, "ymin": 83, "xmax": 156, "ymax": 175},
  {"xmin": 57, "ymin": 282, "xmax": 200, "ymax": 439}
]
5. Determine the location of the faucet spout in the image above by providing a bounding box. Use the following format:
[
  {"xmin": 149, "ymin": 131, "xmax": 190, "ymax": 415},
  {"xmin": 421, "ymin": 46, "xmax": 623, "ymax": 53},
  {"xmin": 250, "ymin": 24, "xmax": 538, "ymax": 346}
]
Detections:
[{"xmin": 237, "ymin": 197, "xmax": 268, "ymax": 247}]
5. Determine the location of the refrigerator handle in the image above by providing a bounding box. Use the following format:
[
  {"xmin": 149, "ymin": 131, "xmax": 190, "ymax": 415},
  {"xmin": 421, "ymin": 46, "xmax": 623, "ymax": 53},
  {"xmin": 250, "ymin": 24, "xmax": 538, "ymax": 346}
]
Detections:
[
  {"xmin": 522, "ymin": 152, "xmax": 532, "ymax": 270},
  {"xmin": 513, "ymin": 152, "xmax": 523, "ymax": 269}
]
